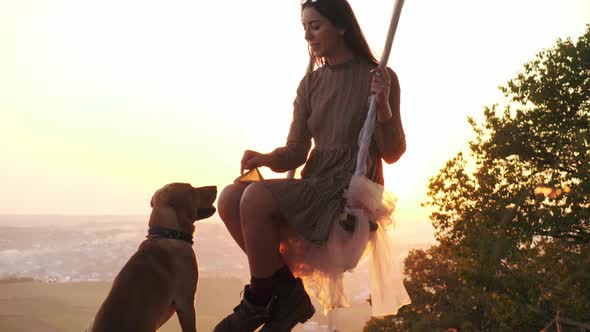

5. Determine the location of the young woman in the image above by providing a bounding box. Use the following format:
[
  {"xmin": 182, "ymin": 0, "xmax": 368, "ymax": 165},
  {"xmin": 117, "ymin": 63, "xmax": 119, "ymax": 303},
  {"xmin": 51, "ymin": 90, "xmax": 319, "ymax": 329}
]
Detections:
[{"xmin": 214, "ymin": 0, "xmax": 406, "ymax": 330}]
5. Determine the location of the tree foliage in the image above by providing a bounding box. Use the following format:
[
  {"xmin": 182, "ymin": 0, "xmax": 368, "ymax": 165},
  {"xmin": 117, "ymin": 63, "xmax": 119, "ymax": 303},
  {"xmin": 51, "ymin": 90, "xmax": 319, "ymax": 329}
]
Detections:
[{"xmin": 366, "ymin": 25, "xmax": 590, "ymax": 331}]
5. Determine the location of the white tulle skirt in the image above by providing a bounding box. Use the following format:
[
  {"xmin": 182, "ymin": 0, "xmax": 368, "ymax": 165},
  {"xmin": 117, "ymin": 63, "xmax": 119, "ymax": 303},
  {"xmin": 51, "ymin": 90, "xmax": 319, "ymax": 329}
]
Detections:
[{"xmin": 279, "ymin": 175, "xmax": 411, "ymax": 317}]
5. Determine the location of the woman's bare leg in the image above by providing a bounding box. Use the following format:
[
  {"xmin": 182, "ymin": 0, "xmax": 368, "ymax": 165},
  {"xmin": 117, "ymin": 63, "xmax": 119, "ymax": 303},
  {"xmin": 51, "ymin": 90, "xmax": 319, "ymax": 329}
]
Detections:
[
  {"xmin": 217, "ymin": 183, "xmax": 248, "ymax": 253},
  {"xmin": 213, "ymin": 181, "xmax": 314, "ymax": 332},
  {"xmin": 240, "ymin": 182, "xmax": 283, "ymax": 278}
]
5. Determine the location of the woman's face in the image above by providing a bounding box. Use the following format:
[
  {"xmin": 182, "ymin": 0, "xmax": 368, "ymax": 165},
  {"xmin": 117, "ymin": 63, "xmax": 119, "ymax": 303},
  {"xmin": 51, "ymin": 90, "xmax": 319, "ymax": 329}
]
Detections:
[{"xmin": 301, "ymin": 7, "xmax": 345, "ymax": 59}]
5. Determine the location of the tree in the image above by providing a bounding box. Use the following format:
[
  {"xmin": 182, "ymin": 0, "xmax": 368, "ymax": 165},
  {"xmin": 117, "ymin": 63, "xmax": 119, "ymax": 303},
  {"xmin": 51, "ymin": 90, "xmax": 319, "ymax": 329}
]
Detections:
[{"xmin": 366, "ymin": 24, "xmax": 590, "ymax": 331}]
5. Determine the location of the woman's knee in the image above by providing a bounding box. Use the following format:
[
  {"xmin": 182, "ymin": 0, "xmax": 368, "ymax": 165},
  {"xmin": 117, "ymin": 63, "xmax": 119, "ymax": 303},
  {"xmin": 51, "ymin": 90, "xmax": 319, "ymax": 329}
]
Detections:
[
  {"xmin": 240, "ymin": 182, "xmax": 278, "ymax": 221},
  {"xmin": 217, "ymin": 183, "xmax": 247, "ymax": 224}
]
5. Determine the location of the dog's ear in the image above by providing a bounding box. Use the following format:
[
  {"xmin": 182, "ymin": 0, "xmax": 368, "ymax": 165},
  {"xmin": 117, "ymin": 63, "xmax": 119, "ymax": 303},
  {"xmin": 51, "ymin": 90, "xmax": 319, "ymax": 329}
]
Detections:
[
  {"xmin": 151, "ymin": 186, "xmax": 174, "ymax": 208},
  {"xmin": 153, "ymin": 183, "xmax": 191, "ymax": 210},
  {"xmin": 151, "ymin": 183, "xmax": 196, "ymax": 219},
  {"xmin": 167, "ymin": 185, "xmax": 192, "ymax": 211}
]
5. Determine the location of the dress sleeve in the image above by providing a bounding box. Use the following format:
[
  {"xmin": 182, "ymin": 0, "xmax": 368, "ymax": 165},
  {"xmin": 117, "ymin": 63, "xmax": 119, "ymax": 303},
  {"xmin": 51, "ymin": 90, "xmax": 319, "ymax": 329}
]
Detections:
[
  {"xmin": 374, "ymin": 68, "xmax": 406, "ymax": 164},
  {"xmin": 267, "ymin": 76, "xmax": 313, "ymax": 173}
]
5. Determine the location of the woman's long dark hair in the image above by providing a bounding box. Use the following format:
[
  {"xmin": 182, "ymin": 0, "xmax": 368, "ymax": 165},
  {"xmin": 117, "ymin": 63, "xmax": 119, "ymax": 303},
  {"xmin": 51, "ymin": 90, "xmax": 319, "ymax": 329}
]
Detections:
[{"xmin": 302, "ymin": 0, "xmax": 378, "ymax": 68}]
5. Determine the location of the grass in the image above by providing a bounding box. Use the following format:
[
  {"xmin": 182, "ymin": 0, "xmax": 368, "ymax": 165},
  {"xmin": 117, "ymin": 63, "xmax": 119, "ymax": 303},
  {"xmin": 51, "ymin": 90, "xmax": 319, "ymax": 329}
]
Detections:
[{"xmin": 0, "ymin": 277, "xmax": 372, "ymax": 331}]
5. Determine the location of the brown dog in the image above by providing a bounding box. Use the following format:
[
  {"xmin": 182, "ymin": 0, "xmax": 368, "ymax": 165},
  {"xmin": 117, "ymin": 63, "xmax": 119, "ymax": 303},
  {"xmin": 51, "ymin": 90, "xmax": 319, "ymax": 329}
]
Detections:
[{"xmin": 88, "ymin": 183, "xmax": 217, "ymax": 332}]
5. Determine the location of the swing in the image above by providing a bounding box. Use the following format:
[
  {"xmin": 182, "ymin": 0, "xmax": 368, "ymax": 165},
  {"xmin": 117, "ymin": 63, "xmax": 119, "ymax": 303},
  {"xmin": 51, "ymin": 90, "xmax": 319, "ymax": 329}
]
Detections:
[{"xmin": 297, "ymin": 0, "xmax": 409, "ymax": 316}]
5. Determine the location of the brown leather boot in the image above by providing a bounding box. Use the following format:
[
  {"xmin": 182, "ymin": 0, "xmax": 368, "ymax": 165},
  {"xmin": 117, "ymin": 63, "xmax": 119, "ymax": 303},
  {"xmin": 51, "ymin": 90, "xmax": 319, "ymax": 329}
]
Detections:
[{"xmin": 260, "ymin": 278, "xmax": 316, "ymax": 331}]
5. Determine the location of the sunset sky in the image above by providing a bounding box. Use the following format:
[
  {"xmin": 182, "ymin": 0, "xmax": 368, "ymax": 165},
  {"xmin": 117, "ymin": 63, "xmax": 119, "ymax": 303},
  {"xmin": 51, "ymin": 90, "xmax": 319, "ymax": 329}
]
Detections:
[{"xmin": 1, "ymin": 0, "xmax": 589, "ymax": 243}]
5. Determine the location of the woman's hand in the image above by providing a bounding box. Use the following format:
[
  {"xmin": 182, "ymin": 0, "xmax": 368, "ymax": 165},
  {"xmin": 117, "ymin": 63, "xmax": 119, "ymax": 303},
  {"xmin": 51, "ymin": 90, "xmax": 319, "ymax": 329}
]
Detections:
[
  {"xmin": 370, "ymin": 66, "xmax": 393, "ymax": 122},
  {"xmin": 240, "ymin": 150, "xmax": 270, "ymax": 174}
]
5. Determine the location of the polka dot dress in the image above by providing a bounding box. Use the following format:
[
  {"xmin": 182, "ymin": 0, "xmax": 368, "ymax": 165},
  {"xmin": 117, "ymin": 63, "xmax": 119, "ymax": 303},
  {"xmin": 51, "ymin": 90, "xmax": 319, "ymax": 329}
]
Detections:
[{"xmin": 262, "ymin": 57, "xmax": 395, "ymax": 244}]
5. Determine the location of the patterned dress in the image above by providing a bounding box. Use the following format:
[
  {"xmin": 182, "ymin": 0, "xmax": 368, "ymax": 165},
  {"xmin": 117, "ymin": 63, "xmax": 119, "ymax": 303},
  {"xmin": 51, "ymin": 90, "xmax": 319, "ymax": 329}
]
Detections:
[{"xmin": 261, "ymin": 56, "xmax": 402, "ymax": 244}]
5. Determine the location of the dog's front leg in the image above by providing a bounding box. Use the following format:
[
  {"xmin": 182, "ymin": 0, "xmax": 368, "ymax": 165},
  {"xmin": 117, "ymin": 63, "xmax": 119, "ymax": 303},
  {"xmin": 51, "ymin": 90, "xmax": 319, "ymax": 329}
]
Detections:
[{"xmin": 176, "ymin": 300, "xmax": 197, "ymax": 332}]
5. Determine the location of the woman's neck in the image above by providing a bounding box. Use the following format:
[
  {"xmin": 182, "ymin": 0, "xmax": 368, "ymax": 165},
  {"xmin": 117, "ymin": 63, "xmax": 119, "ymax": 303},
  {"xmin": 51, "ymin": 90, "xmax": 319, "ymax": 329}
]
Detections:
[{"xmin": 324, "ymin": 47, "xmax": 356, "ymax": 66}]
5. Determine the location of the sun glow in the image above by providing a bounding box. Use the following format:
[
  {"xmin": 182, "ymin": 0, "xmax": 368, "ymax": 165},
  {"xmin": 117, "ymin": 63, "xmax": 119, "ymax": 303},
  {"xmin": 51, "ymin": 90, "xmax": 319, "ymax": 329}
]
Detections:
[{"xmin": 1, "ymin": 1, "xmax": 588, "ymax": 244}]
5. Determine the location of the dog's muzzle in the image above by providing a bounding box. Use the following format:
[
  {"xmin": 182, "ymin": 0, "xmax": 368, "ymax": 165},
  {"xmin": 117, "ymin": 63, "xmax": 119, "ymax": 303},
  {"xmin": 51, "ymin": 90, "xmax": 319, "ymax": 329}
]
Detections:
[{"xmin": 197, "ymin": 207, "xmax": 216, "ymax": 219}]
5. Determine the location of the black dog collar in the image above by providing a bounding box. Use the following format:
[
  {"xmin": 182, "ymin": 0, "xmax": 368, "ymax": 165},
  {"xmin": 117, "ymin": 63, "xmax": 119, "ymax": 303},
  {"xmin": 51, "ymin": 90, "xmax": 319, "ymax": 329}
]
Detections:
[{"xmin": 147, "ymin": 227, "xmax": 193, "ymax": 244}]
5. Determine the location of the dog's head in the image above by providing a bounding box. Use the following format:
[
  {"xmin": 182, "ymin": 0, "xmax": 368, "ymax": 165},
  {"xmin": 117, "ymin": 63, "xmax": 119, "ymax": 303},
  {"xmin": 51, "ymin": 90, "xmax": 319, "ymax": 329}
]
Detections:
[{"xmin": 150, "ymin": 183, "xmax": 217, "ymax": 221}]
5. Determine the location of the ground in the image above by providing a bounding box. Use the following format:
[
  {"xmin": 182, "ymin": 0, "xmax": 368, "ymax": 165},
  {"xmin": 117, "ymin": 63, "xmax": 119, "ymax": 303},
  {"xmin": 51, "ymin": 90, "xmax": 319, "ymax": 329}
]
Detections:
[{"xmin": 0, "ymin": 277, "xmax": 373, "ymax": 332}]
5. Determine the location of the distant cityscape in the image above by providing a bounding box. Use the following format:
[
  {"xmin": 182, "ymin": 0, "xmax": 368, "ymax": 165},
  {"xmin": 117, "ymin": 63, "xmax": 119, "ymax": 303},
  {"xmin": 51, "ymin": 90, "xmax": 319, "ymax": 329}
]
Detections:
[{"xmin": 0, "ymin": 215, "xmax": 432, "ymax": 294}]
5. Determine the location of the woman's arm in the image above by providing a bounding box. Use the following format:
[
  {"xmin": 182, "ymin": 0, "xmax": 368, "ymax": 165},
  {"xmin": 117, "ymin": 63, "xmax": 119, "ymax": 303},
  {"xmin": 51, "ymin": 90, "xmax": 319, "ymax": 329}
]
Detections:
[
  {"xmin": 241, "ymin": 77, "xmax": 312, "ymax": 174},
  {"xmin": 266, "ymin": 79, "xmax": 313, "ymax": 173},
  {"xmin": 374, "ymin": 68, "xmax": 406, "ymax": 164}
]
